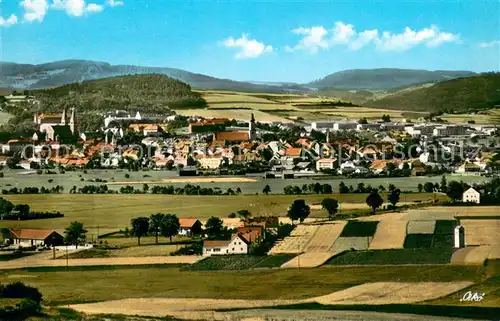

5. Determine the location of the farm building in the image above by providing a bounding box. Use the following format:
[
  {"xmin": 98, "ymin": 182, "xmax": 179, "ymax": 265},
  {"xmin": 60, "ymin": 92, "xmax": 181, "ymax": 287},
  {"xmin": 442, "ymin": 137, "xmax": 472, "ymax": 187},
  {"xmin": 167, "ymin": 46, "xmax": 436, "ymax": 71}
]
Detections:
[
  {"xmin": 178, "ymin": 218, "xmax": 202, "ymax": 236},
  {"xmin": 462, "ymin": 187, "xmax": 481, "ymax": 204},
  {"xmin": 236, "ymin": 225, "xmax": 265, "ymax": 243},
  {"xmin": 203, "ymin": 234, "xmax": 249, "ymax": 256},
  {"xmin": 4, "ymin": 229, "xmax": 64, "ymax": 248}
]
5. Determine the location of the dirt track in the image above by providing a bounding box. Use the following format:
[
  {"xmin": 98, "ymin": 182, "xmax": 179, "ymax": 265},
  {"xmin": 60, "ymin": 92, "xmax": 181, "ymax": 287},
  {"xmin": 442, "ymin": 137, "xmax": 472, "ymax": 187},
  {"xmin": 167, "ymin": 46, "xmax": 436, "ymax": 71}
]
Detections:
[{"xmin": 0, "ymin": 255, "xmax": 200, "ymax": 270}]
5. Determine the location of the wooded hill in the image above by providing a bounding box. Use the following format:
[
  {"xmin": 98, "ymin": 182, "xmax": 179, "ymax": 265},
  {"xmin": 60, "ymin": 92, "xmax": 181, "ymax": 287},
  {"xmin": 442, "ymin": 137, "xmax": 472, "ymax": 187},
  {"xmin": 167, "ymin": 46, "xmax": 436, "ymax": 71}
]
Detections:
[
  {"xmin": 365, "ymin": 73, "xmax": 500, "ymax": 112},
  {"xmin": 32, "ymin": 74, "xmax": 206, "ymax": 114}
]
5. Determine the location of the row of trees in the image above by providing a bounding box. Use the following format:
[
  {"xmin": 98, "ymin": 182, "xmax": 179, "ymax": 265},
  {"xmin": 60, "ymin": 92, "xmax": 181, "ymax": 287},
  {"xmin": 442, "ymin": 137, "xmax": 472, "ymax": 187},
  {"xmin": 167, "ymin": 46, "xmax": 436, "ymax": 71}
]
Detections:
[
  {"xmin": 286, "ymin": 188, "xmax": 403, "ymax": 224},
  {"xmin": 0, "ymin": 197, "xmax": 64, "ymax": 221},
  {"xmin": 282, "ymin": 182, "xmax": 402, "ymax": 195},
  {"xmin": 131, "ymin": 213, "xmax": 182, "ymax": 245},
  {"xmin": 1, "ymin": 186, "xmax": 64, "ymax": 195},
  {"xmin": 129, "ymin": 214, "xmax": 232, "ymax": 246}
]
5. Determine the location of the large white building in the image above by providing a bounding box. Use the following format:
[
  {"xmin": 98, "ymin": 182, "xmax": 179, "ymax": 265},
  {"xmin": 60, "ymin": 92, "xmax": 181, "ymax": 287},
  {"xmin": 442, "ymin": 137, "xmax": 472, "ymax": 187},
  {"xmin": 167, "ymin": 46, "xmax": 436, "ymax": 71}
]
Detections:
[
  {"xmin": 203, "ymin": 234, "xmax": 249, "ymax": 256},
  {"xmin": 462, "ymin": 187, "xmax": 481, "ymax": 204},
  {"xmin": 316, "ymin": 158, "xmax": 336, "ymax": 171}
]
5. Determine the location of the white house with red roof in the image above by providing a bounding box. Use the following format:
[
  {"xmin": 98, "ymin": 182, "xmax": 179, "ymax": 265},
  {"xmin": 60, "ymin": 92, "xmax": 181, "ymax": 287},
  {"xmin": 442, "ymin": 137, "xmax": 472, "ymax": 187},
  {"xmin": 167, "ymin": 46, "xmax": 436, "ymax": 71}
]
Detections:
[{"xmin": 203, "ymin": 233, "xmax": 249, "ymax": 256}]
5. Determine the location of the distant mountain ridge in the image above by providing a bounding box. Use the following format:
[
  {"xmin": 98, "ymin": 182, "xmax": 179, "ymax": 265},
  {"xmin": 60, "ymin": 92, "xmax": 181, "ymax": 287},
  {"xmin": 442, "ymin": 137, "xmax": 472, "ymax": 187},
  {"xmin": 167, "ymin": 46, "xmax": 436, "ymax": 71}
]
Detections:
[
  {"xmin": 308, "ymin": 68, "xmax": 476, "ymax": 90},
  {"xmin": 0, "ymin": 59, "xmax": 297, "ymax": 93},
  {"xmin": 0, "ymin": 60, "xmax": 477, "ymax": 92}
]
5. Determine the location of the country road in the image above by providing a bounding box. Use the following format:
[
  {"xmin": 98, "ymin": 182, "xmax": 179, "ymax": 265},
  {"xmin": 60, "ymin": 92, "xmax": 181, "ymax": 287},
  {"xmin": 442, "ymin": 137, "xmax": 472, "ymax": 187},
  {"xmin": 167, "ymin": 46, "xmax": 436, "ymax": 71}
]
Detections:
[{"xmin": 0, "ymin": 254, "xmax": 200, "ymax": 270}]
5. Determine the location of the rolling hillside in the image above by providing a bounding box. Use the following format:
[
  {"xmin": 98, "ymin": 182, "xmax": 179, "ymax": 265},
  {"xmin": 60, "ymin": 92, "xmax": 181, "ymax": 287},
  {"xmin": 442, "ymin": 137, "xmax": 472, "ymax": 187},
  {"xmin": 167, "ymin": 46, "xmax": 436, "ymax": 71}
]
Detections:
[
  {"xmin": 0, "ymin": 60, "xmax": 301, "ymax": 93},
  {"xmin": 309, "ymin": 68, "xmax": 475, "ymax": 90},
  {"xmin": 33, "ymin": 74, "xmax": 206, "ymax": 113},
  {"xmin": 365, "ymin": 73, "xmax": 500, "ymax": 112}
]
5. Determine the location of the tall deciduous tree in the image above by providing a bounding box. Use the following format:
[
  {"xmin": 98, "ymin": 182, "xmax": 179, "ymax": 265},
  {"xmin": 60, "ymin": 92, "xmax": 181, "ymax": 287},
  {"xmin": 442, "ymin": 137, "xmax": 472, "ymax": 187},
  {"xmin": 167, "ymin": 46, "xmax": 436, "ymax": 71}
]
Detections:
[
  {"xmin": 160, "ymin": 214, "xmax": 180, "ymax": 242},
  {"xmin": 321, "ymin": 198, "xmax": 339, "ymax": 220},
  {"xmin": 447, "ymin": 181, "xmax": 465, "ymax": 201},
  {"xmin": 131, "ymin": 217, "xmax": 149, "ymax": 246},
  {"xmin": 366, "ymin": 191, "xmax": 384, "ymax": 213},
  {"xmin": 64, "ymin": 221, "xmax": 87, "ymax": 248},
  {"xmin": 149, "ymin": 213, "xmax": 165, "ymax": 244},
  {"xmin": 287, "ymin": 199, "xmax": 310, "ymax": 223},
  {"xmin": 205, "ymin": 216, "xmax": 224, "ymax": 239},
  {"xmin": 388, "ymin": 188, "xmax": 401, "ymax": 210}
]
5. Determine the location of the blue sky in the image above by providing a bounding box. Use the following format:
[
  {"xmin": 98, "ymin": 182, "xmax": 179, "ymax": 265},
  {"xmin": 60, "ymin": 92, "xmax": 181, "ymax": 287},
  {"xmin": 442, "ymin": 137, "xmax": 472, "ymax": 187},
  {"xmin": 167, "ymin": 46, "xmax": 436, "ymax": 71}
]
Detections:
[{"xmin": 1, "ymin": 0, "xmax": 499, "ymax": 82}]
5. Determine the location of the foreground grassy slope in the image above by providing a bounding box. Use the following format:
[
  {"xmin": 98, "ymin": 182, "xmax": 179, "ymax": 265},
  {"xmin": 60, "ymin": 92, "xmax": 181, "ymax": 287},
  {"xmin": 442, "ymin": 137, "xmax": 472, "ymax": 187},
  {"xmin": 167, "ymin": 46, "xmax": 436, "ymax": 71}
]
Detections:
[
  {"xmin": 0, "ymin": 265, "xmax": 483, "ymax": 305},
  {"xmin": 366, "ymin": 73, "xmax": 500, "ymax": 112}
]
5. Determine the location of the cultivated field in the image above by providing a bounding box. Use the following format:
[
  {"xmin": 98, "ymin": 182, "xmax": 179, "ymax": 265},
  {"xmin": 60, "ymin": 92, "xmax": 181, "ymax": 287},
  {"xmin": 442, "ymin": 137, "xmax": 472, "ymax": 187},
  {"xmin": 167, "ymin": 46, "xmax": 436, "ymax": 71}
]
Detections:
[
  {"xmin": 67, "ymin": 281, "xmax": 474, "ymax": 320},
  {"xmin": 176, "ymin": 90, "xmax": 500, "ymax": 124},
  {"xmin": 368, "ymin": 219, "xmax": 408, "ymax": 249},
  {"xmin": 309, "ymin": 282, "xmax": 473, "ymax": 305},
  {"xmin": 0, "ymin": 193, "xmax": 439, "ymax": 237}
]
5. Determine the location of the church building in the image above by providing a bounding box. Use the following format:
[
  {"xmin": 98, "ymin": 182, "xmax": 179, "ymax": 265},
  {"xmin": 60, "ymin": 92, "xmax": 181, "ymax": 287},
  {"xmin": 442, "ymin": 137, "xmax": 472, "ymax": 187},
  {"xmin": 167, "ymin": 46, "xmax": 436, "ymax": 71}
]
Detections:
[{"xmin": 33, "ymin": 107, "xmax": 78, "ymax": 143}]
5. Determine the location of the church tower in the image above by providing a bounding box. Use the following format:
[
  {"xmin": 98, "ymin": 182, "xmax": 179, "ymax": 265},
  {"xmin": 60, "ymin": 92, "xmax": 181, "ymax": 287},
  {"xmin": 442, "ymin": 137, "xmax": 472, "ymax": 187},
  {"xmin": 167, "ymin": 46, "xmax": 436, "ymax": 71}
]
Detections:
[
  {"xmin": 69, "ymin": 107, "xmax": 76, "ymax": 134},
  {"xmin": 60, "ymin": 108, "xmax": 67, "ymax": 125},
  {"xmin": 248, "ymin": 113, "xmax": 256, "ymax": 140}
]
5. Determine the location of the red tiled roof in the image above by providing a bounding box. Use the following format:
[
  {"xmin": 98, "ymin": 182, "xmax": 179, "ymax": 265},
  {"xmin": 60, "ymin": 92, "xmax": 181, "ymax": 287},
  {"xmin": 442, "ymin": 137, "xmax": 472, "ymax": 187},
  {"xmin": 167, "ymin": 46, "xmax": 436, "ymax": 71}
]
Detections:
[
  {"xmin": 285, "ymin": 148, "xmax": 302, "ymax": 157},
  {"xmin": 179, "ymin": 218, "xmax": 200, "ymax": 228},
  {"xmin": 370, "ymin": 159, "xmax": 387, "ymax": 170},
  {"xmin": 317, "ymin": 158, "xmax": 336, "ymax": 163},
  {"xmin": 203, "ymin": 240, "xmax": 231, "ymax": 248},
  {"xmin": 10, "ymin": 229, "xmax": 60, "ymax": 240},
  {"xmin": 215, "ymin": 131, "xmax": 249, "ymax": 141}
]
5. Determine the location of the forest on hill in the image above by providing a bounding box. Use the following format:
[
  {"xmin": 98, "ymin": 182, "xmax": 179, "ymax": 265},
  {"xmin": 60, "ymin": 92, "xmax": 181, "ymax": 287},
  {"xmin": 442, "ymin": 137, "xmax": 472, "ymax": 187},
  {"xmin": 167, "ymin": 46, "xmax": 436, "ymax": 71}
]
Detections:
[
  {"xmin": 33, "ymin": 74, "xmax": 206, "ymax": 113},
  {"xmin": 365, "ymin": 73, "xmax": 500, "ymax": 112}
]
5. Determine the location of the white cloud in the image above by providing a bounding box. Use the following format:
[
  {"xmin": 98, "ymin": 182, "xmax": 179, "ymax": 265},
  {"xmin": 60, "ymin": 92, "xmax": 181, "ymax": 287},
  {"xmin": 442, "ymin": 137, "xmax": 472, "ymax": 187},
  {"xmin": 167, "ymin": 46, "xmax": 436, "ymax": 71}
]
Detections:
[
  {"xmin": 479, "ymin": 40, "xmax": 500, "ymax": 48},
  {"xmin": 222, "ymin": 34, "xmax": 273, "ymax": 59},
  {"xmin": 0, "ymin": 14, "xmax": 18, "ymax": 27},
  {"xmin": 20, "ymin": 0, "xmax": 49, "ymax": 22},
  {"xmin": 107, "ymin": 0, "xmax": 124, "ymax": 7},
  {"xmin": 51, "ymin": 0, "xmax": 104, "ymax": 16},
  {"xmin": 348, "ymin": 29, "xmax": 378, "ymax": 50},
  {"xmin": 286, "ymin": 21, "xmax": 460, "ymax": 53},
  {"xmin": 86, "ymin": 3, "xmax": 104, "ymax": 13},
  {"xmin": 331, "ymin": 21, "xmax": 355, "ymax": 44},
  {"xmin": 285, "ymin": 26, "xmax": 328, "ymax": 53}
]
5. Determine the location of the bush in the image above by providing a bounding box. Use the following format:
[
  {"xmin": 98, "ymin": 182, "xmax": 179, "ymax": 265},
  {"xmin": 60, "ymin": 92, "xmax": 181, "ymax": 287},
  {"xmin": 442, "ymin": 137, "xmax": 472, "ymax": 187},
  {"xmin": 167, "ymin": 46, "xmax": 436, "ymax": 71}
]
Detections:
[
  {"xmin": 48, "ymin": 179, "xmax": 54, "ymax": 183},
  {"xmin": 16, "ymin": 298, "xmax": 41, "ymax": 316},
  {"xmin": 125, "ymin": 173, "xmax": 130, "ymax": 179},
  {"xmin": 228, "ymin": 213, "xmax": 236, "ymax": 218},
  {"xmin": 0, "ymin": 282, "xmax": 43, "ymax": 303}
]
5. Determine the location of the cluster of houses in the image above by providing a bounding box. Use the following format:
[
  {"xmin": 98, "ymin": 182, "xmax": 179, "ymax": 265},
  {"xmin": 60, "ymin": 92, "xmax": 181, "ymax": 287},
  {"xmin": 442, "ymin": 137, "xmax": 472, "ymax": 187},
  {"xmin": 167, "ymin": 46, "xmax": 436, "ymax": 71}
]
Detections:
[
  {"xmin": 0, "ymin": 101, "xmax": 498, "ymax": 176},
  {"xmin": 2, "ymin": 217, "xmax": 275, "ymax": 256}
]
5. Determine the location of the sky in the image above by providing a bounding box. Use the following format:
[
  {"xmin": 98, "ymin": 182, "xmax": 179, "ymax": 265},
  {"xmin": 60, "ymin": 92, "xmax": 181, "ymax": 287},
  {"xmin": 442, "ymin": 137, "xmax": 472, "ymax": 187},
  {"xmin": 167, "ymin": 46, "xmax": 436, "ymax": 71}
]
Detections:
[{"xmin": 0, "ymin": 0, "xmax": 499, "ymax": 82}]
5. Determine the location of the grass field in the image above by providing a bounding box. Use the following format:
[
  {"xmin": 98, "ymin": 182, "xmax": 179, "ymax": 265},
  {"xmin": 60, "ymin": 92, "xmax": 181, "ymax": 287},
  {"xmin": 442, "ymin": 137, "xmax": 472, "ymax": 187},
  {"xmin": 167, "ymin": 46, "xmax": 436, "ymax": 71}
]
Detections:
[
  {"xmin": 0, "ymin": 169, "xmax": 489, "ymax": 194},
  {"xmin": 0, "ymin": 265, "xmax": 485, "ymax": 305},
  {"xmin": 0, "ymin": 193, "xmax": 440, "ymax": 236}
]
